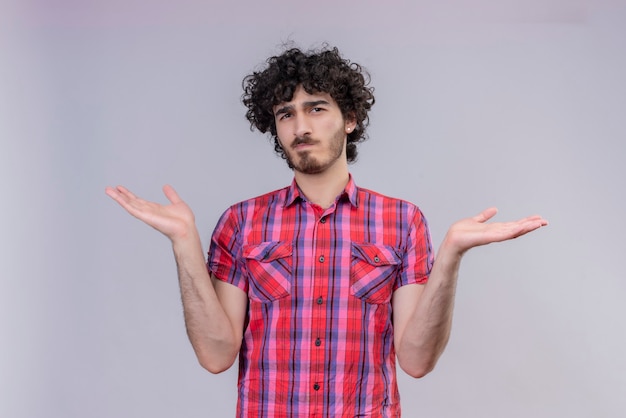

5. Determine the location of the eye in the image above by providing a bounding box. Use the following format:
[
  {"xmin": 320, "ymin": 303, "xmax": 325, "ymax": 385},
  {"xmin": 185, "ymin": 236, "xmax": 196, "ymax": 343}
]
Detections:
[
  {"xmin": 278, "ymin": 112, "xmax": 292, "ymax": 121},
  {"xmin": 311, "ymin": 107, "xmax": 324, "ymax": 113}
]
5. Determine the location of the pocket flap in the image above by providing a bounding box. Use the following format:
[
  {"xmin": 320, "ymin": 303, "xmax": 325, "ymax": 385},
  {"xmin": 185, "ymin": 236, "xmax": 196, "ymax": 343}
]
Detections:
[
  {"xmin": 351, "ymin": 242, "xmax": 401, "ymax": 266},
  {"xmin": 243, "ymin": 241, "xmax": 293, "ymax": 262}
]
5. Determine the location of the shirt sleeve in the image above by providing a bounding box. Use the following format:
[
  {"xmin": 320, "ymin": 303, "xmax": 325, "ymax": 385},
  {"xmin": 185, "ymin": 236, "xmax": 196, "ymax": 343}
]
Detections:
[
  {"xmin": 206, "ymin": 206, "xmax": 249, "ymax": 293},
  {"xmin": 395, "ymin": 207, "xmax": 434, "ymax": 290}
]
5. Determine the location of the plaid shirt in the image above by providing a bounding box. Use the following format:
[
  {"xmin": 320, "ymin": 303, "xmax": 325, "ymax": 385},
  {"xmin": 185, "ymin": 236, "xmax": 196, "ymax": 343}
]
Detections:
[{"xmin": 207, "ymin": 176, "xmax": 433, "ymax": 417}]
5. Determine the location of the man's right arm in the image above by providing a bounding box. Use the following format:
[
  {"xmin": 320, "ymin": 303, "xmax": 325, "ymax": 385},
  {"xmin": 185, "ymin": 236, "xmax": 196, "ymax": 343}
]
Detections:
[
  {"xmin": 172, "ymin": 229, "xmax": 247, "ymax": 373},
  {"xmin": 105, "ymin": 185, "xmax": 247, "ymax": 373}
]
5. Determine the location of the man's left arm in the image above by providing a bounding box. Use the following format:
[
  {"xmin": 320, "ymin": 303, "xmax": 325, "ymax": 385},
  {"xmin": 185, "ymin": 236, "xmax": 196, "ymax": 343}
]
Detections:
[{"xmin": 392, "ymin": 207, "xmax": 548, "ymax": 378}]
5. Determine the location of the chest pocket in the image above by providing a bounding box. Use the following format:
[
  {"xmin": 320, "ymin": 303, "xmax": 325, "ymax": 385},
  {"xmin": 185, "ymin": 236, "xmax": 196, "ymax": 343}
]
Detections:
[
  {"xmin": 243, "ymin": 241, "xmax": 293, "ymax": 303},
  {"xmin": 350, "ymin": 242, "xmax": 401, "ymax": 304}
]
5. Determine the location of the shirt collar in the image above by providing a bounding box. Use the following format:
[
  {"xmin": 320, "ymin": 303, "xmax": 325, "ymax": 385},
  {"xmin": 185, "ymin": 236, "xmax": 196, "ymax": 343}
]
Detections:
[{"xmin": 283, "ymin": 174, "xmax": 359, "ymax": 208}]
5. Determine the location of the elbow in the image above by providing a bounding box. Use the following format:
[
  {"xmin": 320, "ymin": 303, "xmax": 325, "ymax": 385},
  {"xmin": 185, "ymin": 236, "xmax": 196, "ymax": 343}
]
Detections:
[
  {"xmin": 198, "ymin": 354, "xmax": 237, "ymax": 374},
  {"xmin": 396, "ymin": 336, "xmax": 449, "ymax": 378},
  {"xmin": 196, "ymin": 346, "xmax": 238, "ymax": 374},
  {"xmin": 202, "ymin": 363, "xmax": 231, "ymax": 375},
  {"xmin": 190, "ymin": 333, "xmax": 241, "ymax": 374},
  {"xmin": 400, "ymin": 365, "xmax": 435, "ymax": 379},
  {"xmin": 397, "ymin": 351, "xmax": 438, "ymax": 379}
]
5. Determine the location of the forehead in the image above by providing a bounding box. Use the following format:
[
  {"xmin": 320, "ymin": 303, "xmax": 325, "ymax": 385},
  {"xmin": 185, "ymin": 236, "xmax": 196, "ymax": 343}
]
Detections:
[{"xmin": 273, "ymin": 86, "xmax": 337, "ymax": 110}]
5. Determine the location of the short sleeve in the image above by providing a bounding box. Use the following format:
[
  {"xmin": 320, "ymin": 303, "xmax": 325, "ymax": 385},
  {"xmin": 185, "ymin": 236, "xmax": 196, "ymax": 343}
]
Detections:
[
  {"xmin": 206, "ymin": 206, "xmax": 248, "ymax": 293},
  {"xmin": 395, "ymin": 208, "xmax": 434, "ymax": 290}
]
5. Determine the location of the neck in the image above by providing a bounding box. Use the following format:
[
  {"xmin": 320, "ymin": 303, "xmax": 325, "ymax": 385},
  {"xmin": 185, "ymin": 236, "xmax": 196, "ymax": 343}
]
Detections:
[{"xmin": 294, "ymin": 164, "xmax": 349, "ymax": 209}]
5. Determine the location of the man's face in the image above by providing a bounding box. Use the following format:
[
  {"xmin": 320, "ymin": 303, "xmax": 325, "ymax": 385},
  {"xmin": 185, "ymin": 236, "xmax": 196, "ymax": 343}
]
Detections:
[{"xmin": 273, "ymin": 85, "xmax": 355, "ymax": 175}]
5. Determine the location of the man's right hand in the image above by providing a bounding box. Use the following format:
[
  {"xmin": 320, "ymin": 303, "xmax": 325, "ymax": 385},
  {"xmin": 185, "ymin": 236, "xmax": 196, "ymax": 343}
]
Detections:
[
  {"xmin": 105, "ymin": 184, "xmax": 246, "ymax": 373},
  {"xmin": 105, "ymin": 184, "xmax": 196, "ymax": 242}
]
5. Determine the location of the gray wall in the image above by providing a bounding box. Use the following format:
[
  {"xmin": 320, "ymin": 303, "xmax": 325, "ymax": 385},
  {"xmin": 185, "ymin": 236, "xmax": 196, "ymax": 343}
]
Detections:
[{"xmin": 2, "ymin": 1, "xmax": 625, "ymax": 417}]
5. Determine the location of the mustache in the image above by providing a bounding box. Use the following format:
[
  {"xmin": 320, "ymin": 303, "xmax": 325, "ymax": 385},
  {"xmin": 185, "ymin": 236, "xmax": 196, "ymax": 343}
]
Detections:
[{"xmin": 292, "ymin": 135, "xmax": 318, "ymax": 149}]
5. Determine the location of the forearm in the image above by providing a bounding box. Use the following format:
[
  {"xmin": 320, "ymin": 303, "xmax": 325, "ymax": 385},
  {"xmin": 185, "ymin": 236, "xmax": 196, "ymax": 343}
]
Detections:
[
  {"xmin": 396, "ymin": 239, "xmax": 463, "ymax": 377},
  {"xmin": 395, "ymin": 208, "xmax": 548, "ymax": 377},
  {"xmin": 172, "ymin": 229, "xmax": 240, "ymax": 373},
  {"xmin": 105, "ymin": 185, "xmax": 243, "ymax": 372}
]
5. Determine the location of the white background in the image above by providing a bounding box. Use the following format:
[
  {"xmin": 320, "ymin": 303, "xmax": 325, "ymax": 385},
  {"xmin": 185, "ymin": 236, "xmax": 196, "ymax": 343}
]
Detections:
[{"xmin": 1, "ymin": 0, "xmax": 625, "ymax": 417}]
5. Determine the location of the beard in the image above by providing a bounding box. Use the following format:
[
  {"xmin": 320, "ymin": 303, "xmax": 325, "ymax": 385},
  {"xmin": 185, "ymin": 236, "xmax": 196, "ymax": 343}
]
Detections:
[{"xmin": 281, "ymin": 126, "xmax": 346, "ymax": 175}]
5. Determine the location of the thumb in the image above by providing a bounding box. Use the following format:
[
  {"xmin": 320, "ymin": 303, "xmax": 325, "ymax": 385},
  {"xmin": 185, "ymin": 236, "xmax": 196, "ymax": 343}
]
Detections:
[
  {"xmin": 162, "ymin": 184, "xmax": 182, "ymax": 204},
  {"xmin": 474, "ymin": 207, "xmax": 498, "ymax": 223}
]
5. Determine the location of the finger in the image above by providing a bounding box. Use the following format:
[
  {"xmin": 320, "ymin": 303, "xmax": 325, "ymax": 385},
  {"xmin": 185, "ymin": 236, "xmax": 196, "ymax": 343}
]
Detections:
[
  {"xmin": 511, "ymin": 218, "xmax": 548, "ymax": 238},
  {"xmin": 104, "ymin": 186, "xmax": 118, "ymax": 198},
  {"xmin": 528, "ymin": 215, "xmax": 548, "ymax": 226},
  {"xmin": 105, "ymin": 185, "xmax": 146, "ymax": 215},
  {"xmin": 474, "ymin": 207, "xmax": 498, "ymax": 223},
  {"xmin": 517, "ymin": 215, "xmax": 548, "ymax": 228},
  {"xmin": 115, "ymin": 185, "xmax": 139, "ymax": 200},
  {"xmin": 105, "ymin": 186, "xmax": 130, "ymax": 204},
  {"xmin": 526, "ymin": 217, "xmax": 549, "ymax": 230},
  {"xmin": 163, "ymin": 184, "xmax": 181, "ymax": 204}
]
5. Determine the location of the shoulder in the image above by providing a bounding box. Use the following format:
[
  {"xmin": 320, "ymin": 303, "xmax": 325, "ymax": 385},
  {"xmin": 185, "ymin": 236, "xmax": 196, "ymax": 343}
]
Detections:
[
  {"xmin": 217, "ymin": 185, "xmax": 290, "ymax": 225},
  {"xmin": 354, "ymin": 185, "xmax": 430, "ymax": 231},
  {"xmin": 356, "ymin": 186, "xmax": 422, "ymax": 212},
  {"xmin": 212, "ymin": 186, "xmax": 289, "ymax": 235},
  {"xmin": 227, "ymin": 185, "xmax": 290, "ymax": 211}
]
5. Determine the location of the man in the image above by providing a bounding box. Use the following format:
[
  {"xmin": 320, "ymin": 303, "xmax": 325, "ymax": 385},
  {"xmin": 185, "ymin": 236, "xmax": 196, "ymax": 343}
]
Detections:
[{"xmin": 106, "ymin": 46, "xmax": 547, "ymax": 417}]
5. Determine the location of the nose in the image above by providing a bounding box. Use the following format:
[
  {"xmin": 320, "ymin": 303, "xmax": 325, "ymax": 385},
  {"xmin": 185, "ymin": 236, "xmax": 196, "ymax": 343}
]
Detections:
[{"xmin": 294, "ymin": 113, "xmax": 312, "ymax": 138}]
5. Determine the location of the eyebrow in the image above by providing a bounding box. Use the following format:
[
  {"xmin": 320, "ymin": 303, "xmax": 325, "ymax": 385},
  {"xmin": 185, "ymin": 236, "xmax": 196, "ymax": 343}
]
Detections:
[{"xmin": 274, "ymin": 100, "xmax": 331, "ymax": 117}]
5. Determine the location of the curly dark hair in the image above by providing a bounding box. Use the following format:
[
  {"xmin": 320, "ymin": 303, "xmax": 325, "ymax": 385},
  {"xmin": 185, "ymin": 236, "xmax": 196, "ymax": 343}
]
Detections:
[{"xmin": 242, "ymin": 46, "xmax": 375, "ymax": 165}]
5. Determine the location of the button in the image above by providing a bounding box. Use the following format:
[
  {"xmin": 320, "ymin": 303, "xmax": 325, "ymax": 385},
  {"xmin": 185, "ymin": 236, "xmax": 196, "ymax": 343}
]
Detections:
[
  {"xmin": 313, "ymin": 383, "xmax": 320, "ymax": 391},
  {"xmin": 320, "ymin": 217, "xmax": 326, "ymax": 224},
  {"xmin": 374, "ymin": 256, "xmax": 380, "ymax": 263},
  {"xmin": 318, "ymin": 255, "xmax": 325, "ymax": 263},
  {"xmin": 315, "ymin": 338, "xmax": 321, "ymax": 347},
  {"xmin": 316, "ymin": 297, "xmax": 323, "ymax": 305}
]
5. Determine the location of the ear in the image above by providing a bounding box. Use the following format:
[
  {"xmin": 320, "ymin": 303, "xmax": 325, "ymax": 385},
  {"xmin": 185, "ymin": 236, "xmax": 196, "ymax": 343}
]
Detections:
[{"xmin": 344, "ymin": 114, "xmax": 357, "ymax": 134}]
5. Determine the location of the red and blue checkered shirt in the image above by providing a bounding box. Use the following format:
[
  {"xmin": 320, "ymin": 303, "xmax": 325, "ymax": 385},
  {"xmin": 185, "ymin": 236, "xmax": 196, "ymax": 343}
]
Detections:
[{"xmin": 207, "ymin": 176, "xmax": 433, "ymax": 417}]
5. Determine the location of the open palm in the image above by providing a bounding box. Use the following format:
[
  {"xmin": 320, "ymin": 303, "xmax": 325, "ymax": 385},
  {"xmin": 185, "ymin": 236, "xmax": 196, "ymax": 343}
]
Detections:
[
  {"xmin": 105, "ymin": 184, "xmax": 195, "ymax": 241},
  {"xmin": 445, "ymin": 207, "xmax": 548, "ymax": 255}
]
